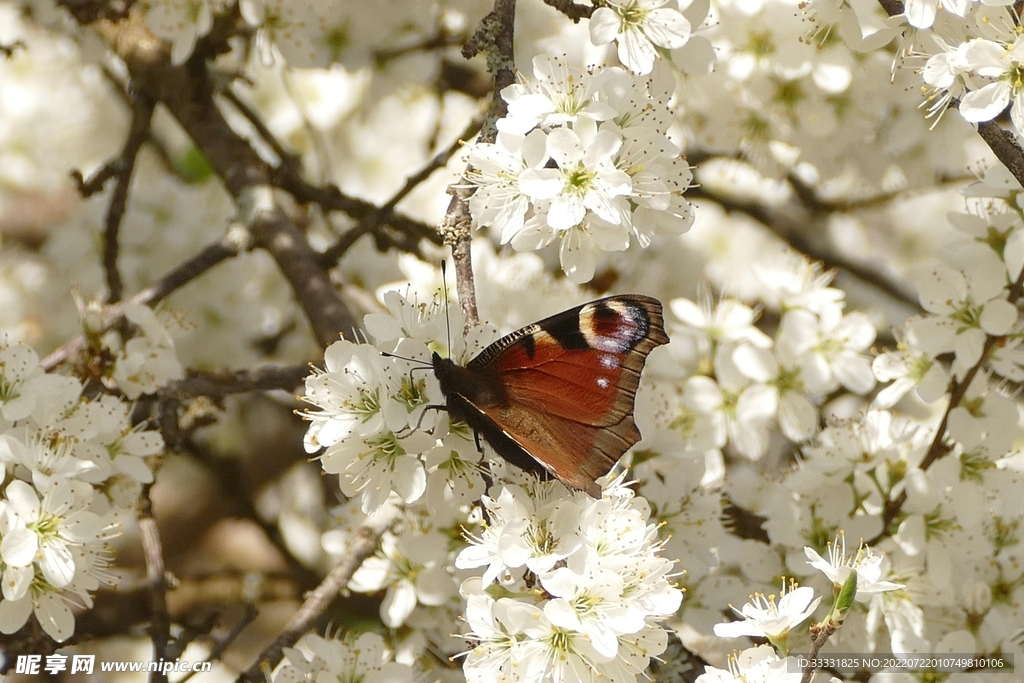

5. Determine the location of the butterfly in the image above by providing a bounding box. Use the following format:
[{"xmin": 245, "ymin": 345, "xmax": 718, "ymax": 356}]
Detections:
[{"xmin": 432, "ymin": 295, "xmax": 668, "ymax": 497}]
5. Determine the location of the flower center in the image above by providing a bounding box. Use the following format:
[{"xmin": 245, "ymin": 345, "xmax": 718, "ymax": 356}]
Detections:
[{"xmin": 564, "ymin": 163, "xmax": 596, "ymax": 195}]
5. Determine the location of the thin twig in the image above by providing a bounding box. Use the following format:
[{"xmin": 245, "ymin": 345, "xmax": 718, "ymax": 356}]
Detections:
[
  {"xmin": 374, "ymin": 29, "xmax": 467, "ymax": 63},
  {"xmin": 41, "ymin": 237, "xmax": 241, "ymax": 371},
  {"xmin": 438, "ymin": 0, "xmax": 518, "ymax": 330},
  {"xmin": 71, "ymin": 163, "xmax": 119, "ymax": 198},
  {"xmin": 221, "ymin": 85, "xmax": 301, "ymax": 172},
  {"xmin": 167, "ymin": 365, "xmax": 308, "ymax": 399},
  {"xmin": 236, "ymin": 511, "xmax": 397, "ymax": 682},
  {"xmin": 165, "ymin": 612, "xmax": 219, "ymax": 660},
  {"xmin": 320, "ymin": 114, "xmax": 482, "ymax": 265},
  {"xmin": 800, "ymin": 620, "xmax": 839, "ymax": 683},
  {"xmin": 273, "ymin": 173, "xmax": 444, "ymax": 252},
  {"xmin": 177, "ymin": 606, "xmax": 258, "ymax": 683},
  {"xmin": 139, "ymin": 483, "xmax": 171, "ymax": 683},
  {"xmin": 100, "ymin": 65, "xmax": 177, "ymax": 173},
  {"xmin": 103, "ymin": 89, "xmax": 156, "ymax": 303}
]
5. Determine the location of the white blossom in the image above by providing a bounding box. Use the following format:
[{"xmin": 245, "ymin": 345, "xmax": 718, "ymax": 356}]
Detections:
[
  {"xmin": 272, "ymin": 631, "xmax": 413, "ymax": 683},
  {"xmin": 714, "ymin": 583, "xmax": 820, "ymax": 641},
  {"xmin": 0, "ymin": 479, "xmax": 115, "ymax": 642},
  {"xmin": 301, "ymin": 340, "xmax": 403, "ymax": 452},
  {"xmin": 498, "ymin": 55, "xmax": 618, "ymax": 135},
  {"xmin": 805, "ymin": 534, "xmax": 904, "ymax": 601},
  {"xmin": 458, "ymin": 481, "xmax": 680, "ymax": 681},
  {"xmin": 958, "ymin": 36, "xmax": 1024, "ymax": 134},
  {"xmin": 589, "ymin": 0, "xmax": 692, "ymax": 74},
  {"xmin": 908, "ymin": 263, "xmax": 1017, "ymax": 378},
  {"xmin": 695, "ymin": 645, "xmax": 801, "ymax": 683},
  {"xmin": 320, "ymin": 430, "xmax": 432, "ymax": 514},
  {"xmin": 110, "ymin": 303, "xmax": 185, "ymax": 399},
  {"xmin": 466, "ymin": 57, "xmax": 693, "ymax": 283},
  {"xmin": 349, "ymin": 530, "xmax": 456, "ymax": 628},
  {"xmin": 872, "ymin": 329, "xmax": 949, "ymax": 407}
]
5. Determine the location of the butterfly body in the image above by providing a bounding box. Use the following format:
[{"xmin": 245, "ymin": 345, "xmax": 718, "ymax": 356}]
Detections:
[{"xmin": 432, "ymin": 295, "xmax": 668, "ymax": 497}]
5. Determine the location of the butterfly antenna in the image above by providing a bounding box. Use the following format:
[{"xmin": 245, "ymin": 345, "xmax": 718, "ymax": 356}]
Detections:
[
  {"xmin": 379, "ymin": 350, "xmax": 429, "ymax": 366},
  {"xmin": 379, "ymin": 350, "xmax": 432, "ymax": 389},
  {"xmin": 441, "ymin": 260, "xmax": 453, "ymax": 356}
]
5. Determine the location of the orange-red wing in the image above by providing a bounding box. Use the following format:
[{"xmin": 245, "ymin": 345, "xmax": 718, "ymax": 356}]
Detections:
[
  {"xmin": 467, "ymin": 398, "xmax": 641, "ymax": 497},
  {"xmin": 468, "ymin": 295, "xmax": 668, "ymax": 428}
]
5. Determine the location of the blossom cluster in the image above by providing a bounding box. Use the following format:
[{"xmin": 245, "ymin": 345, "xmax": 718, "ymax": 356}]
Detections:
[
  {"xmin": 140, "ymin": 0, "xmax": 430, "ymax": 68},
  {"xmin": 922, "ymin": 26, "xmax": 1024, "ymax": 135},
  {"xmin": 270, "ymin": 631, "xmax": 413, "ymax": 683},
  {"xmin": 708, "ymin": 536, "xmax": 903, "ymax": 680},
  {"xmin": 456, "ymin": 479, "xmax": 682, "ymax": 683},
  {"xmin": 466, "ymin": 55, "xmax": 695, "ymax": 283},
  {"xmin": 631, "ymin": 180, "xmax": 1021, "ymax": 676},
  {"xmin": 643, "ymin": 252, "xmax": 876, "ymax": 462},
  {"xmin": 910, "ymin": 3, "xmax": 1024, "ymax": 139},
  {"xmin": 301, "ymin": 289, "xmax": 488, "ymax": 516},
  {"xmin": 0, "ymin": 333, "xmax": 169, "ymax": 641}
]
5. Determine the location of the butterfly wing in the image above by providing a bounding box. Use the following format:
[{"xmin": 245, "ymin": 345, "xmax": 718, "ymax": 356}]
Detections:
[
  {"xmin": 465, "ymin": 398, "xmax": 641, "ymax": 497},
  {"xmin": 470, "ymin": 295, "xmax": 668, "ymax": 427},
  {"xmin": 465, "ymin": 295, "xmax": 668, "ymax": 495}
]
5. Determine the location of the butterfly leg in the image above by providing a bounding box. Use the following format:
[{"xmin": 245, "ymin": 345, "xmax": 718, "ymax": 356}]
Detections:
[{"xmin": 394, "ymin": 404, "xmax": 448, "ymax": 438}]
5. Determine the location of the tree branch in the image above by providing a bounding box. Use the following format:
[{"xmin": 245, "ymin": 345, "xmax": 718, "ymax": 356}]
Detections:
[
  {"xmin": 685, "ymin": 183, "xmax": 921, "ymax": 309},
  {"xmin": 439, "ymin": 0, "xmax": 518, "ymax": 329},
  {"xmin": 166, "ymin": 365, "xmax": 308, "ymax": 399},
  {"xmin": 540, "ymin": 0, "xmax": 595, "ymax": 21},
  {"xmin": 977, "ymin": 120, "xmax": 1024, "ymax": 188},
  {"xmin": 103, "ymin": 89, "xmax": 156, "ymax": 303},
  {"xmin": 85, "ymin": 11, "xmax": 356, "ymax": 348},
  {"xmin": 273, "ymin": 174, "xmax": 444, "ymax": 254},
  {"xmin": 221, "ymin": 85, "xmax": 302, "ymax": 173}
]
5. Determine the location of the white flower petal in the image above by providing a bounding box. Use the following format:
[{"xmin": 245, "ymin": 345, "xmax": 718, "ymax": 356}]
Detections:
[
  {"xmin": 980, "ymin": 299, "xmax": 1017, "ymax": 335},
  {"xmin": 619, "ymin": 26, "xmax": 657, "ymax": 74},
  {"xmin": 960, "ymin": 81, "xmax": 1012, "ymax": 123},
  {"xmin": 0, "ymin": 528, "xmax": 37, "ymax": 568},
  {"xmin": 381, "ymin": 579, "xmax": 418, "ymax": 627},
  {"xmin": 644, "ymin": 8, "xmax": 691, "ymax": 49},
  {"xmin": 589, "ymin": 7, "xmax": 621, "ymax": 45}
]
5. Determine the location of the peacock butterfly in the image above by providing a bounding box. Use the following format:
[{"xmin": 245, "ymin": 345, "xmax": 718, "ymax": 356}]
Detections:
[{"xmin": 432, "ymin": 295, "xmax": 668, "ymax": 497}]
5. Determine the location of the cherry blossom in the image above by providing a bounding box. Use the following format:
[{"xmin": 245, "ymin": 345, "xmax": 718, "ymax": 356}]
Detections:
[{"xmin": 589, "ymin": 0, "xmax": 692, "ymax": 74}]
